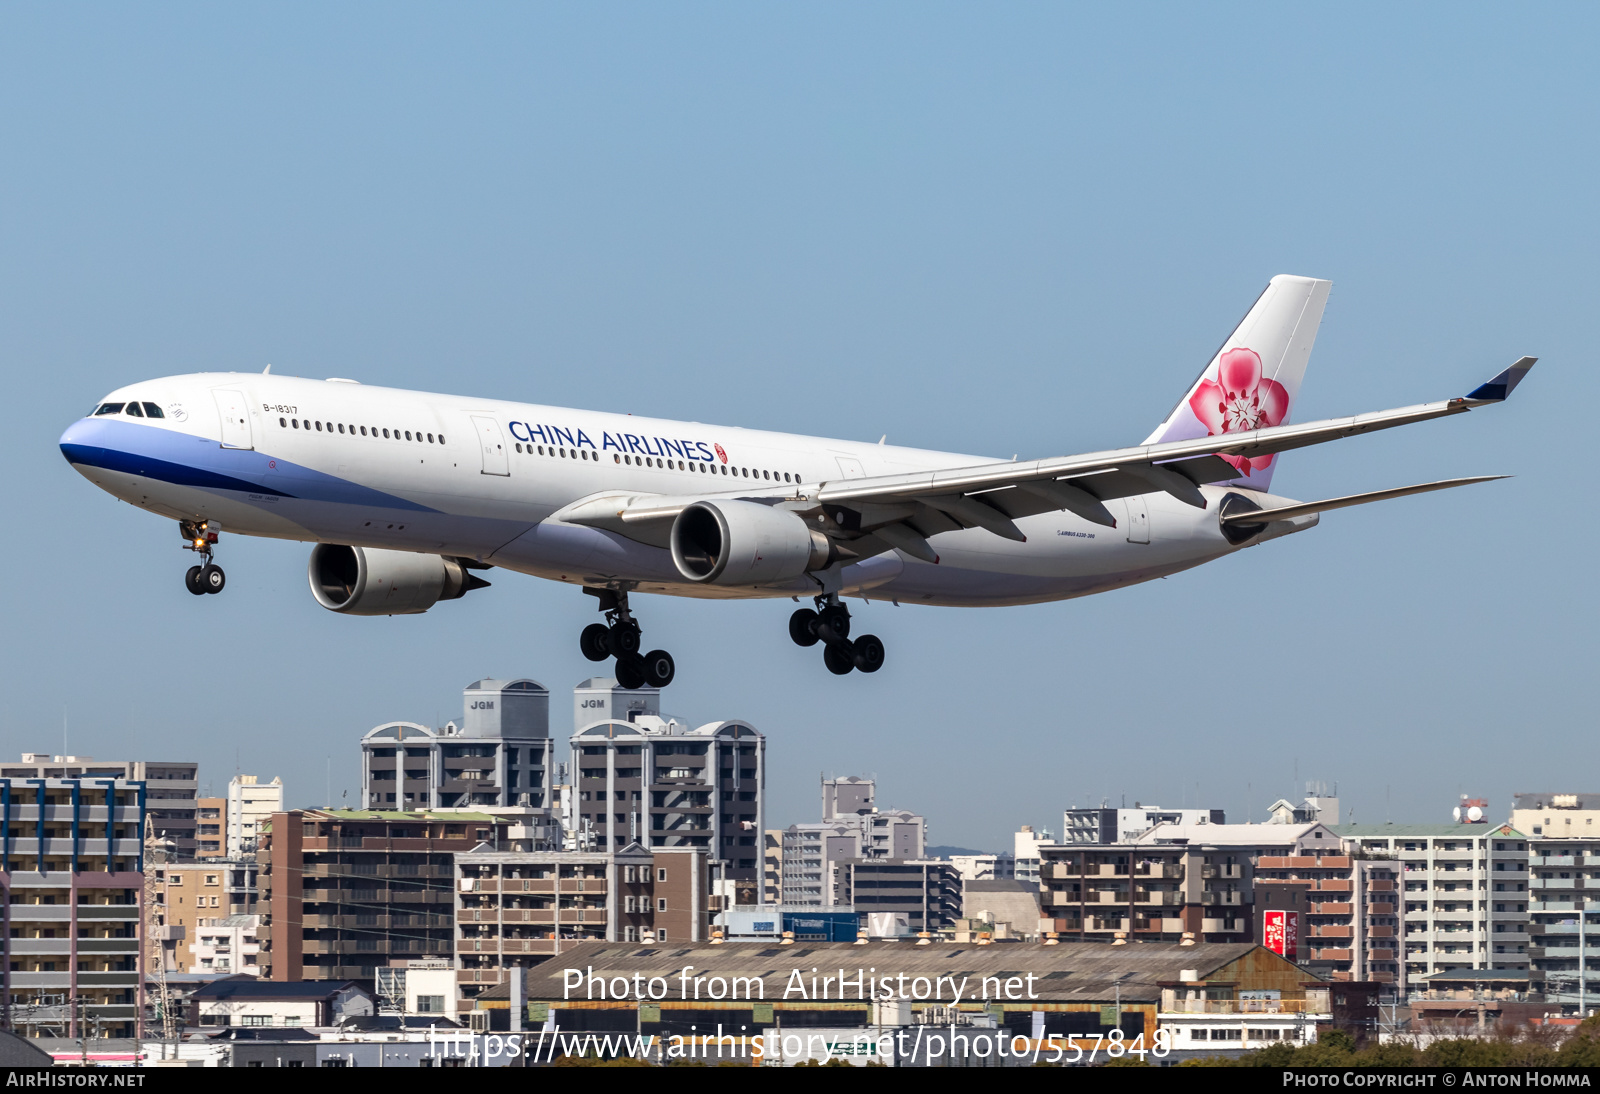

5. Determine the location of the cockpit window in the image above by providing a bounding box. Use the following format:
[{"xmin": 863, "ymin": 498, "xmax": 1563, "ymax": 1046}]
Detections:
[
  {"xmin": 125, "ymin": 402, "xmax": 144, "ymax": 417},
  {"xmin": 142, "ymin": 402, "xmax": 165, "ymax": 418},
  {"xmin": 95, "ymin": 403, "xmax": 125, "ymax": 416}
]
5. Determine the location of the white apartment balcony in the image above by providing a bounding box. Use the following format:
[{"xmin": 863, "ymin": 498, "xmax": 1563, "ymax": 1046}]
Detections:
[{"xmin": 1532, "ymin": 878, "xmax": 1578, "ymax": 890}]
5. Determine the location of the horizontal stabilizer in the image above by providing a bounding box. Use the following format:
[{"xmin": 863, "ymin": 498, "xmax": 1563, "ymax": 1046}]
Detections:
[{"xmin": 1220, "ymin": 476, "xmax": 1509, "ymax": 525}]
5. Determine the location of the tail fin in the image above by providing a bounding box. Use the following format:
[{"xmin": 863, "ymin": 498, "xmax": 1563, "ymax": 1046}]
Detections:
[{"xmin": 1143, "ymin": 274, "xmax": 1332, "ymax": 491}]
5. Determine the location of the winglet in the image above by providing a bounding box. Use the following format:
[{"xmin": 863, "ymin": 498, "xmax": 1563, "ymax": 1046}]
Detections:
[{"xmin": 1465, "ymin": 357, "xmax": 1536, "ymax": 403}]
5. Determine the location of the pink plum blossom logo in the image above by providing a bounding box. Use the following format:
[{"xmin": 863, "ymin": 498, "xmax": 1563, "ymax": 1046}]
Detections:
[{"xmin": 1188, "ymin": 347, "xmax": 1289, "ymax": 476}]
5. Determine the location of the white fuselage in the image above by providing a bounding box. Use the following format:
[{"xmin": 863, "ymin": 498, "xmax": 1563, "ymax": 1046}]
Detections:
[{"xmin": 61, "ymin": 373, "xmax": 1310, "ymax": 607}]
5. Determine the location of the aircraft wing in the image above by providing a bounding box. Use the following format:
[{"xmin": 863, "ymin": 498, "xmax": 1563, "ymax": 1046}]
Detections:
[
  {"xmin": 553, "ymin": 357, "xmax": 1533, "ymax": 556},
  {"xmin": 810, "ymin": 357, "xmax": 1536, "ymax": 547}
]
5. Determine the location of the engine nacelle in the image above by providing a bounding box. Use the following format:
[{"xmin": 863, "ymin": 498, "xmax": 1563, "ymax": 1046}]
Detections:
[
  {"xmin": 670, "ymin": 500, "xmax": 833, "ymax": 586},
  {"xmin": 308, "ymin": 544, "xmax": 489, "ymax": 615}
]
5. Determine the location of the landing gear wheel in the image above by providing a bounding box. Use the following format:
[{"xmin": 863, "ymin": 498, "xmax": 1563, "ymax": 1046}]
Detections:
[
  {"xmin": 789, "ymin": 608, "xmax": 820, "ymax": 647},
  {"xmin": 580, "ymin": 623, "xmax": 613, "ymax": 662},
  {"xmin": 642, "ymin": 649, "xmax": 676, "ymax": 689},
  {"xmin": 823, "ymin": 641, "xmax": 856, "ymax": 676},
  {"xmin": 817, "ymin": 604, "xmax": 850, "ymax": 642},
  {"xmin": 610, "ymin": 621, "xmax": 642, "ymax": 656},
  {"xmin": 615, "ymin": 654, "xmax": 647, "ymax": 690},
  {"xmin": 185, "ymin": 566, "xmax": 206, "ymax": 596},
  {"xmin": 852, "ymin": 634, "xmax": 885, "ymax": 673},
  {"xmin": 200, "ymin": 564, "xmax": 226, "ymax": 594}
]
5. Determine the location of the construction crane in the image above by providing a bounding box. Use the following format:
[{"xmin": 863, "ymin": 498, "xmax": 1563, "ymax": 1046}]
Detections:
[{"xmin": 142, "ymin": 816, "xmax": 177, "ymax": 1041}]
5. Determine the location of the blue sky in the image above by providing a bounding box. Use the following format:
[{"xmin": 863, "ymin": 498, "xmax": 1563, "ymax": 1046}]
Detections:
[{"xmin": 1, "ymin": 4, "xmax": 1593, "ymax": 848}]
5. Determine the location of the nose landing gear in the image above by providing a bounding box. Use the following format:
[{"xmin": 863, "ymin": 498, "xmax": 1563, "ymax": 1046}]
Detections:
[
  {"xmin": 180, "ymin": 521, "xmax": 225, "ymax": 595},
  {"xmin": 581, "ymin": 586, "xmax": 675, "ymax": 689},
  {"xmin": 790, "ymin": 596, "xmax": 884, "ymax": 675}
]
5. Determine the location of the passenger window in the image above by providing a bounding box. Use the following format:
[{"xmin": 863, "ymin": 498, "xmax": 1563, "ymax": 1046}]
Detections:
[
  {"xmin": 427, "ymin": 433, "xmax": 434, "ymax": 443},
  {"xmin": 337, "ymin": 423, "xmax": 344, "ymax": 433},
  {"xmin": 96, "ymin": 403, "xmax": 124, "ymax": 416},
  {"xmin": 515, "ymin": 443, "xmax": 522, "ymax": 453},
  {"xmin": 359, "ymin": 426, "xmax": 367, "ymax": 436},
  {"xmin": 762, "ymin": 469, "xmax": 769, "ymax": 479},
  {"xmin": 280, "ymin": 418, "xmax": 287, "ymax": 428},
  {"xmin": 315, "ymin": 421, "xmax": 323, "ymax": 431},
  {"xmin": 292, "ymin": 419, "xmax": 300, "ymax": 429},
  {"xmin": 438, "ymin": 435, "xmax": 445, "ymax": 444},
  {"xmin": 614, "ymin": 454, "xmax": 621, "ymax": 463},
  {"xmin": 383, "ymin": 429, "xmax": 390, "ymax": 438},
  {"xmin": 404, "ymin": 430, "xmax": 411, "ymax": 441},
  {"xmin": 126, "ymin": 402, "xmax": 144, "ymax": 417}
]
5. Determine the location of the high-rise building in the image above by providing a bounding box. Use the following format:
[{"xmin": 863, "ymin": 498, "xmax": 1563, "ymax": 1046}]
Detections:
[
  {"xmin": 776, "ymin": 777, "xmax": 927, "ymax": 906},
  {"xmin": 257, "ymin": 808, "xmax": 510, "ymax": 983},
  {"xmin": 1, "ymin": 755, "xmax": 197, "ymax": 859},
  {"xmin": 570, "ymin": 706, "xmax": 764, "ymax": 900},
  {"xmin": 822, "ymin": 776, "xmax": 875, "ymax": 821},
  {"xmin": 573, "ymin": 677, "xmax": 660, "ymax": 733},
  {"xmin": 0, "ymin": 776, "xmax": 144, "ymax": 1039},
  {"xmin": 1508, "ymin": 793, "xmax": 1598, "ymax": 1009},
  {"xmin": 1337, "ymin": 820, "xmax": 1530, "ymax": 991},
  {"xmin": 196, "ymin": 796, "xmax": 226, "ymax": 857},
  {"xmin": 227, "ymin": 775, "xmax": 283, "ymax": 857},
  {"xmin": 360, "ymin": 678, "xmax": 556, "ymax": 811}
]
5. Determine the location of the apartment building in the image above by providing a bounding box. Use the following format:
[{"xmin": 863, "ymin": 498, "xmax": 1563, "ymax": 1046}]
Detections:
[
  {"xmin": 150, "ymin": 861, "xmax": 233, "ymax": 973},
  {"xmin": 227, "ymin": 775, "xmax": 283, "ymax": 857},
  {"xmin": 190, "ymin": 914, "xmax": 262, "ymax": 977},
  {"xmin": 1253, "ymin": 851, "xmax": 1402, "ymax": 983},
  {"xmin": 454, "ymin": 845, "xmax": 708, "ymax": 999},
  {"xmin": 1, "ymin": 777, "xmax": 144, "ymax": 1039},
  {"xmin": 1063, "ymin": 805, "xmax": 1225, "ymax": 844},
  {"xmin": 1336, "ymin": 822, "xmax": 1530, "ymax": 991},
  {"xmin": 1037, "ymin": 822, "xmax": 1345, "ymax": 944},
  {"xmin": 833, "ymin": 859, "xmax": 961, "ymax": 934},
  {"xmin": 1509, "ymin": 793, "xmax": 1600, "ymax": 1009},
  {"xmin": 570, "ymin": 712, "xmax": 763, "ymax": 900},
  {"xmin": 197, "ymin": 797, "xmax": 225, "ymax": 857},
  {"xmin": 1, "ymin": 755, "xmax": 197, "ymax": 859},
  {"xmin": 454, "ymin": 847, "xmax": 650, "ymax": 1000},
  {"xmin": 1014, "ymin": 825, "xmax": 1054, "ymax": 887},
  {"xmin": 777, "ymin": 824, "xmax": 861, "ymax": 905},
  {"xmin": 772, "ymin": 777, "xmax": 927, "ymax": 906},
  {"xmin": 361, "ymin": 679, "xmax": 556, "ymax": 812},
  {"xmin": 257, "ymin": 809, "xmax": 508, "ymax": 983},
  {"xmin": 949, "ymin": 853, "xmax": 1016, "ymax": 882}
]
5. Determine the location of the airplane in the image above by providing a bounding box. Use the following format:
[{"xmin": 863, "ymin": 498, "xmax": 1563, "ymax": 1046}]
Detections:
[{"xmin": 60, "ymin": 275, "xmax": 1533, "ymax": 690}]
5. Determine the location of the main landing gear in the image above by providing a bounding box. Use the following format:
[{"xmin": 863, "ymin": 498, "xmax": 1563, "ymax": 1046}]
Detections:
[
  {"xmin": 179, "ymin": 520, "xmax": 226, "ymax": 596},
  {"xmin": 789, "ymin": 595, "xmax": 885, "ymax": 676},
  {"xmin": 580, "ymin": 586, "xmax": 675, "ymax": 690}
]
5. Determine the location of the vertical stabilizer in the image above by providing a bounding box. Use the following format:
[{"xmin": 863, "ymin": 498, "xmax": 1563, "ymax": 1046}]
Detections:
[{"xmin": 1144, "ymin": 274, "xmax": 1331, "ymax": 490}]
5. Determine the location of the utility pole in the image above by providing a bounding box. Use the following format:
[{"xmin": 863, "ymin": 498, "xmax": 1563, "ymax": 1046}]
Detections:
[{"xmin": 143, "ymin": 816, "xmax": 177, "ymax": 1043}]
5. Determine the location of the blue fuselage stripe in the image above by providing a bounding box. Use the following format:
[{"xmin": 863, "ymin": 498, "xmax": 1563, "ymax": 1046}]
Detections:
[{"xmin": 62, "ymin": 442, "xmax": 298, "ymax": 497}]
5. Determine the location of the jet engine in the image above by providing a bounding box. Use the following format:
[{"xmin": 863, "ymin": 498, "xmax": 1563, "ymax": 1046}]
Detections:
[
  {"xmin": 670, "ymin": 500, "xmax": 834, "ymax": 586},
  {"xmin": 308, "ymin": 544, "xmax": 490, "ymax": 615}
]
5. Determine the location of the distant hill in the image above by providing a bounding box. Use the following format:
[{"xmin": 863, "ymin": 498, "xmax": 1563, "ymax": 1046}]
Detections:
[{"xmin": 926, "ymin": 845, "xmax": 996, "ymax": 858}]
